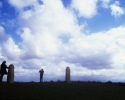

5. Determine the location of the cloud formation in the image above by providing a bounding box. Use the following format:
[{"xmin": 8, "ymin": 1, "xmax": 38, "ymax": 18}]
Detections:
[
  {"xmin": 110, "ymin": 1, "xmax": 125, "ymax": 18},
  {"xmin": 1, "ymin": 37, "xmax": 21, "ymax": 61},
  {"xmin": 0, "ymin": 0, "xmax": 125, "ymax": 82},
  {"xmin": 8, "ymin": 0, "xmax": 37, "ymax": 9},
  {"xmin": 0, "ymin": 26, "xmax": 8, "ymax": 42},
  {"xmin": 101, "ymin": 0, "xmax": 111, "ymax": 8},
  {"xmin": 71, "ymin": 0, "xmax": 98, "ymax": 18}
]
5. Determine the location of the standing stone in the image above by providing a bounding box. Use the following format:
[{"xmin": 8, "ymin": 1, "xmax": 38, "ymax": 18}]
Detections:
[
  {"xmin": 7, "ymin": 64, "xmax": 14, "ymax": 83},
  {"xmin": 65, "ymin": 66, "xmax": 71, "ymax": 83}
]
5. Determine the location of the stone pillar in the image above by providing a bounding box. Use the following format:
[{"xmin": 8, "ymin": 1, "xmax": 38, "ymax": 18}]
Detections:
[
  {"xmin": 7, "ymin": 64, "xmax": 14, "ymax": 83},
  {"xmin": 65, "ymin": 66, "xmax": 71, "ymax": 83}
]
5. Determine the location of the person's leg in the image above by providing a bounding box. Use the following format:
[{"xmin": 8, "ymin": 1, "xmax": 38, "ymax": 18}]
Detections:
[
  {"xmin": 41, "ymin": 75, "xmax": 43, "ymax": 82},
  {"xmin": 0, "ymin": 74, "xmax": 4, "ymax": 82}
]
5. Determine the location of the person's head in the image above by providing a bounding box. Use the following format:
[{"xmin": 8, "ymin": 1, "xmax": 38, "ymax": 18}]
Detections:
[{"xmin": 2, "ymin": 61, "xmax": 6, "ymax": 64}]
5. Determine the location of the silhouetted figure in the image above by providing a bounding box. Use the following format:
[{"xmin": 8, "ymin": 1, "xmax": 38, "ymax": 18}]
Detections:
[
  {"xmin": 0, "ymin": 61, "xmax": 9, "ymax": 82},
  {"xmin": 39, "ymin": 69, "xmax": 44, "ymax": 82}
]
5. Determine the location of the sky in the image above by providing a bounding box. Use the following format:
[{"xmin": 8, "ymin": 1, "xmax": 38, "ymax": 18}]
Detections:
[{"xmin": 0, "ymin": 0, "xmax": 125, "ymax": 82}]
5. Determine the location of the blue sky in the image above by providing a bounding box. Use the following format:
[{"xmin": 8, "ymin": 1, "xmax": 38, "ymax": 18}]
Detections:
[{"xmin": 0, "ymin": 0, "xmax": 125, "ymax": 82}]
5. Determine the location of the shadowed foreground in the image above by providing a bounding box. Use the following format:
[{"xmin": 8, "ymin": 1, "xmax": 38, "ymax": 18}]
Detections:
[{"xmin": 0, "ymin": 82, "xmax": 125, "ymax": 100}]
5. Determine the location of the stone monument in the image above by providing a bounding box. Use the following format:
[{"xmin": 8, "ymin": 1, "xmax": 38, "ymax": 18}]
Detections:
[
  {"xmin": 65, "ymin": 66, "xmax": 71, "ymax": 83},
  {"xmin": 7, "ymin": 64, "xmax": 14, "ymax": 83}
]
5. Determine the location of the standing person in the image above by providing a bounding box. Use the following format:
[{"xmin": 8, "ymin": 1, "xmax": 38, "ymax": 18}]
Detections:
[
  {"xmin": 39, "ymin": 69, "xmax": 44, "ymax": 82},
  {"xmin": 0, "ymin": 61, "xmax": 9, "ymax": 82}
]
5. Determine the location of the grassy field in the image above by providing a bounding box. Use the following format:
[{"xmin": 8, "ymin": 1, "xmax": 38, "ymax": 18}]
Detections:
[{"xmin": 0, "ymin": 82, "xmax": 125, "ymax": 100}]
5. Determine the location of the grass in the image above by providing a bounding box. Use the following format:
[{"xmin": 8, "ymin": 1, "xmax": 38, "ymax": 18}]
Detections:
[{"xmin": 0, "ymin": 82, "xmax": 125, "ymax": 100}]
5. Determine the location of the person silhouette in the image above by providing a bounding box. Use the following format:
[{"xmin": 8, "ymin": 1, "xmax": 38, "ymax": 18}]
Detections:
[
  {"xmin": 0, "ymin": 61, "xmax": 9, "ymax": 82},
  {"xmin": 39, "ymin": 69, "xmax": 44, "ymax": 82}
]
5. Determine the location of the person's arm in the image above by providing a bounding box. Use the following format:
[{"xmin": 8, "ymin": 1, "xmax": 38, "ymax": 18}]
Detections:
[{"xmin": 6, "ymin": 65, "xmax": 9, "ymax": 69}]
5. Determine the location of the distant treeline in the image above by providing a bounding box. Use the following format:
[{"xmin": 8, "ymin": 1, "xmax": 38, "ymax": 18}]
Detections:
[{"xmin": 13, "ymin": 80, "xmax": 125, "ymax": 86}]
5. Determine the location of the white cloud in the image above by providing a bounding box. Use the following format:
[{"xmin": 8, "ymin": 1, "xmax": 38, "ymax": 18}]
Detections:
[
  {"xmin": 16, "ymin": 0, "xmax": 85, "ymax": 60},
  {"xmin": 101, "ymin": 0, "xmax": 111, "ymax": 8},
  {"xmin": 1, "ymin": 19, "xmax": 17, "ymax": 28},
  {"xmin": 70, "ymin": 0, "xmax": 98, "ymax": 18},
  {"xmin": 110, "ymin": 1, "xmax": 125, "ymax": 18},
  {"xmin": 2, "ymin": 0, "xmax": 125, "ymax": 82},
  {"xmin": 20, "ymin": 10, "xmax": 32, "ymax": 19},
  {"xmin": 19, "ymin": 27, "xmax": 62, "ymax": 59},
  {"xmin": 62, "ymin": 26, "xmax": 125, "ymax": 70},
  {"xmin": 18, "ymin": 0, "xmax": 83, "ymax": 37},
  {"xmin": 0, "ymin": 26, "xmax": 8, "ymax": 42},
  {"xmin": 1, "ymin": 37, "xmax": 21, "ymax": 61},
  {"xmin": 8, "ymin": 0, "xmax": 37, "ymax": 9}
]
